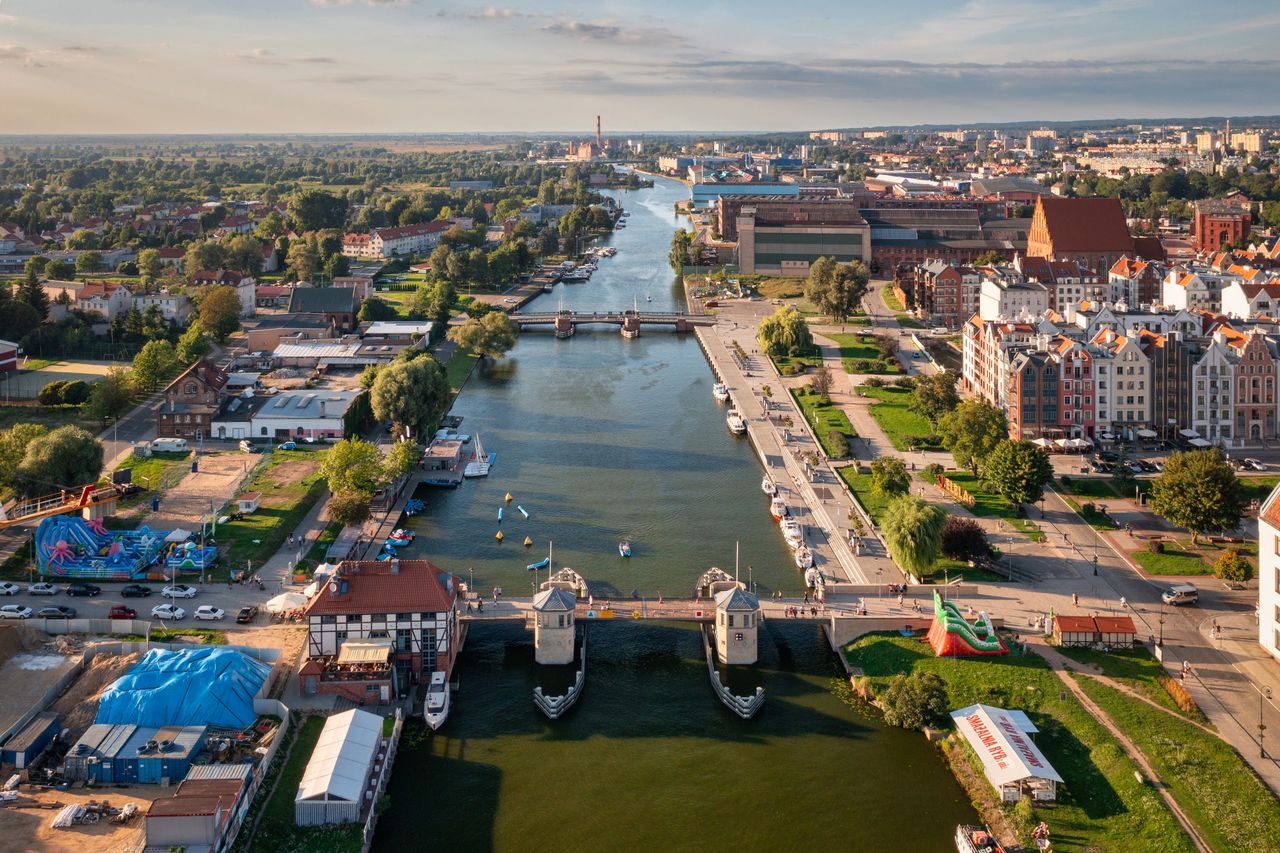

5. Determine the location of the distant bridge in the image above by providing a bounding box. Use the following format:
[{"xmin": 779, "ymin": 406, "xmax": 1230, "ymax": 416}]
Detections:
[{"xmin": 509, "ymin": 309, "xmax": 717, "ymax": 338}]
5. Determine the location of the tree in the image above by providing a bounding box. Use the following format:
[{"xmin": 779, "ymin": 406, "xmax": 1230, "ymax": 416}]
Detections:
[
  {"xmin": 17, "ymin": 275, "xmax": 50, "ymax": 321},
  {"xmin": 37, "ymin": 380, "xmax": 70, "ymax": 406},
  {"xmin": 937, "ymin": 400, "xmax": 1008, "ymax": 475},
  {"xmin": 286, "ymin": 238, "xmax": 321, "ymax": 282},
  {"xmin": 358, "ymin": 297, "xmax": 399, "ymax": 323},
  {"xmin": 131, "ymin": 340, "xmax": 179, "ymax": 392},
  {"xmin": 870, "ymin": 456, "xmax": 910, "ymax": 497},
  {"xmin": 1214, "ymin": 548, "xmax": 1254, "ymax": 585},
  {"xmin": 1112, "ymin": 444, "xmax": 1136, "ymax": 495},
  {"xmin": 982, "ymin": 440, "xmax": 1054, "ymax": 507},
  {"xmin": 757, "ymin": 306, "xmax": 813, "ymax": 357},
  {"xmin": 370, "ymin": 356, "xmax": 449, "ymax": 438},
  {"xmin": 1149, "ymin": 449, "xmax": 1245, "ymax": 544},
  {"xmin": 44, "ymin": 259, "xmax": 74, "ymax": 281},
  {"xmin": 941, "ymin": 517, "xmax": 990, "ymax": 563},
  {"xmin": 409, "ymin": 280, "xmax": 455, "ymax": 332},
  {"xmin": 176, "ymin": 322, "xmax": 212, "ymax": 363},
  {"xmin": 804, "ymin": 256, "xmax": 837, "ymax": 311},
  {"xmin": 83, "ymin": 367, "xmax": 135, "ymax": 420},
  {"xmin": 75, "ymin": 251, "xmax": 104, "ymax": 273},
  {"xmin": 974, "ymin": 250, "xmax": 1007, "ymax": 266},
  {"xmin": 881, "ymin": 494, "xmax": 946, "ymax": 577},
  {"xmin": 320, "ymin": 438, "xmax": 385, "ymax": 496},
  {"xmin": 668, "ymin": 229, "xmax": 692, "ymax": 276},
  {"xmin": 447, "ymin": 313, "xmax": 517, "ymax": 359},
  {"xmin": 184, "ymin": 241, "xmax": 227, "ymax": 275},
  {"xmin": 881, "ymin": 672, "xmax": 949, "ymax": 731},
  {"xmin": 197, "ymin": 285, "xmax": 242, "ymax": 342},
  {"xmin": 328, "ymin": 489, "xmax": 373, "ymax": 526},
  {"xmin": 136, "ymin": 248, "xmax": 163, "ymax": 286},
  {"xmin": 805, "ymin": 257, "xmax": 868, "ymax": 322},
  {"xmin": 908, "ymin": 372, "xmax": 959, "ymax": 431},
  {"xmin": 288, "ymin": 188, "xmax": 348, "ymax": 232},
  {"xmin": 223, "ymin": 234, "xmax": 264, "ymax": 276},
  {"xmin": 810, "ymin": 365, "xmax": 833, "ymax": 400},
  {"xmin": 427, "ymin": 244, "xmax": 454, "ymax": 280},
  {"xmin": 15, "ymin": 425, "xmax": 103, "ymax": 496},
  {"xmin": 0, "ymin": 423, "xmax": 46, "ymax": 487},
  {"xmin": 383, "ymin": 440, "xmax": 419, "ymax": 483}
]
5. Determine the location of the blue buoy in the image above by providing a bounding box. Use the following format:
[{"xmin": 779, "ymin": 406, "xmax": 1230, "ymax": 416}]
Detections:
[
  {"xmin": 498, "ymin": 506, "xmax": 504, "ymax": 521},
  {"xmin": 517, "ymin": 505, "xmax": 529, "ymax": 519}
]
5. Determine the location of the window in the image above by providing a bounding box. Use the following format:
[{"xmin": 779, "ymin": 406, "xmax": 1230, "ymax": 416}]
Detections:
[
  {"xmin": 557, "ymin": 614, "xmax": 565, "ymax": 628},
  {"xmin": 734, "ymin": 633, "xmax": 745, "ymax": 642},
  {"xmin": 728, "ymin": 614, "xmax": 735, "ymax": 628},
  {"xmin": 184, "ymin": 383, "xmax": 197, "ymax": 394}
]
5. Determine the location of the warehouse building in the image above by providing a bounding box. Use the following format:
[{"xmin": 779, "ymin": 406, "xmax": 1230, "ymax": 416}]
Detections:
[
  {"xmin": 294, "ymin": 708, "xmax": 385, "ymax": 826},
  {"xmin": 64, "ymin": 724, "xmax": 207, "ymax": 784}
]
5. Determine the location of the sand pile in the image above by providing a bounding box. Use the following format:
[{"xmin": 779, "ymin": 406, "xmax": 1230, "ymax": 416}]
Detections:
[{"xmin": 48, "ymin": 652, "xmax": 142, "ymax": 740}]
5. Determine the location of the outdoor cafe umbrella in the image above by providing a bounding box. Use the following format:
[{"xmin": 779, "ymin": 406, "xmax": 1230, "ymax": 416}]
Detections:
[{"xmin": 264, "ymin": 591, "xmax": 308, "ymax": 613}]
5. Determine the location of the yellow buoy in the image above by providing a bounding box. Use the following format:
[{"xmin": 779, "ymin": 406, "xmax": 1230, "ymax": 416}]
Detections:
[
  {"xmin": 495, "ymin": 530, "xmax": 504, "ymax": 541},
  {"xmin": 504, "ymin": 492, "xmax": 514, "ymax": 502},
  {"xmin": 523, "ymin": 536, "xmax": 533, "ymax": 547}
]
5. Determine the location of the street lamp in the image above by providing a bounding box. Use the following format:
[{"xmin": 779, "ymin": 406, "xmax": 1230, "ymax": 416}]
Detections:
[
  {"xmin": 1262, "ymin": 687, "xmax": 1273, "ymax": 759},
  {"xmin": 1158, "ymin": 600, "xmax": 1165, "ymax": 646}
]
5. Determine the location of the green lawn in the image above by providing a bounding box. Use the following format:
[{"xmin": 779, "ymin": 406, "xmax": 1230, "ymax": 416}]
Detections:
[
  {"xmin": 823, "ymin": 332, "xmax": 900, "ymax": 375},
  {"xmin": 0, "ymin": 539, "xmax": 33, "ymax": 581},
  {"xmin": 771, "ymin": 345, "xmax": 823, "ymax": 375},
  {"xmin": 858, "ymin": 385, "xmax": 936, "ymax": 451},
  {"xmin": 1054, "ymin": 645, "xmax": 1207, "ymax": 723},
  {"xmin": 295, "ymin": 521, "xmax": 343, "ymax": 576},
  {"xmin": 1131, "ymin": 547, "xmax": 1213, "ymax": 576},
  {"xmin": 881, "ymin": 283, "xmax": 905, "ymax": 311},
  {"xmin": 1076, "ymin": 676, "xmax": 1280, "ymax": 852},
  {"xmin": 895, "ymin": 314, "xmax": 925, "ymax": 329},
  {"xmin": 791, "ymin": 388, "xmax": 855, "ymax": 459},
  {"xmin": 1058, "ymin": 477, "xmax": 1120, "ymax": 500},
  {"xmin": 252, "ymin": 716, "xmax": 364, "ymax": 853},
  {"xmin": 0, "ymin": 403, "xmax": 98, "ymax": 432},
  {"xmin": 1239, "ymin": 475, "xmax": 1280, "ymax": 507},
  {"xmin": 212, "ymin": 450, "xmax": 327, "ymax": 575},
  {"xmin": 844, "ymin": 634, "xmax": 1194, "ymax": 853},
  {"xmin": 838, "ymin": 469, "xmax": 894, "ymax": 525},
  {"xmin": 945, "ymin": 472, "xmax": 1046, "ymax": 542},
  {"xmin": 112, "ymin": 450, "xmax": 193, "ymax": 506},
  {"xmin": 1058, "ymin": 492, "xmax": 1120, "ymax": 530}
]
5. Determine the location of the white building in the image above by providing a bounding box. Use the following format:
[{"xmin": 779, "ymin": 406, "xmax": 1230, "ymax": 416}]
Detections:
[
  {"xmin": 1220, "ymin": 281, "xmax": 1280, "ymax": 321},
  {"xmin": 1091, "ymin": 329, "xmax": 1151, "ymax": 437},
  {"xmin": 212, "ymin": 389, "xmax": 363, "ymax": 442},
  {"xmin": 342, "ymin": 222, "xmax": 446, "ymax": 260},
  {"xmin": 132, "ymin": 291, "xmax": 190, "ymax": 322},
  {"xmin": 294, "ymin": 709, "xmax": 383, "ymax": 826},
  {"xmin": 978, "ymin": 279, "xmax": 1049, "ymax": 323},
  {"xmin": 1191, "ymin": 335, "xmax": 1236, "ymax": 443}
]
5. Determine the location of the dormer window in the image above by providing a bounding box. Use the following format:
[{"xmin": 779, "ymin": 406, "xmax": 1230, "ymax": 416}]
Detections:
[{"xmin": 185, "ymin": 383, "xmax": 197, "ymax": 394}]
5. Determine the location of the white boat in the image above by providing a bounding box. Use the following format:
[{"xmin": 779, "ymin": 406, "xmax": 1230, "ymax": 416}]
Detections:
[
  {"xmin": 425, "ymin": 671, "xmax": 451, "ymax": 730},
  {"xmin": 712, "ymin": 383, "xmax": 730, "ymax": 403},
  {"xmin": 761, "ymin": 477, "xmax": 777, "ymax": 496},
  {"xmin": 769, "ymin": 495, "xmax": 787, "ymax": 520},
  {"xmin": 781, "ymin": 518, "xmax": 803, "ymax": 547},
  {"xmin": 463, "ymin": 433, "xmax": 492, "ymax": 478},
  {"xmin": 726, "ymin": 409, "xmax": 747, "ymax": 435},
  {"xmin": 794, "ymin": 545, "xmax": 814, "ymax": 570},
  {"xmin": 804, "ymin": 566, "xmax": 822, "ymax": 587}
]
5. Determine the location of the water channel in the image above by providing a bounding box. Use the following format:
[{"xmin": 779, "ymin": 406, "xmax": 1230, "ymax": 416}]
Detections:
[{"xmin": 373, "ymin": 175, "xmax": 977, "ymax": 851}]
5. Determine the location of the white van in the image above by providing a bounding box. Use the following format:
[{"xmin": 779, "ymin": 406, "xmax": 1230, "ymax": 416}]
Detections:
[
  {"xmin": 151, "ymin": 438, "xmax": 189, "ymax": 453},
  {"xmin": 1161, "ymin": 584, "xmax": 1199, "ymax": 606}
]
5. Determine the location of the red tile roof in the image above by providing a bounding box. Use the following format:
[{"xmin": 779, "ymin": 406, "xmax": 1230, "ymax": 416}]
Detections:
[
  {"xmin": 1035, "ymin": 197, "xmax": 1134, "ymax": 253},
  {"xmin": 306, "ymin": 559, "xmax": 457, "ymax": 616},
  {"xmin": 1054, "ymin": 615, "xmax": 1097, "ymax": 633},
  {"xmin": 1093, "ymin": 616, "xmax": 1137, "ymax": 634}
]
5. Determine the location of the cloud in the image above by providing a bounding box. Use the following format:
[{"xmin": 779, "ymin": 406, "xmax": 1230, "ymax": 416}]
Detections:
[
  {"xmin": 311, "ymin": 0, "xmax": 410, "ymax": 6},
  {"xmin": 232, "ymin": 47, "xmax": 337, "ymax": 66},
  {"xmin": 540, "ymin": 18, "xmax": 684, "ymax": 45},
  {"xmin": 0, "ymin": 42, "xmax": 103, "ymax": 67}
]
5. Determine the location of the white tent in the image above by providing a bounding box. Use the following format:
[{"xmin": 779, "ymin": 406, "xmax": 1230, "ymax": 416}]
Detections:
[
  {"xmin": 163, "ymin": 528, "xmax": 192, "ymax": 543},
  {"xmin": 1179, "ymin": 429, "xmax": 1200, "ymax": 439},
  {"xmin": 1031, "ymin": 438, "xmax": 1052, "ymax": 448},
  {"xmin": 1189, "ymin": 438, "xmax": 1212, "ymax": 448},
  {"xmin": 951, "ymin": 704, "xmax": 1062, "ymax": 802},
  {"xmin": 1063, "ymin": 438, "xmax": 1091, "ymax": 450},
  {"xmin": 295, "ymin": 708, "xmax": 383, "ymax": 826},
  {"xmin": 264, "ymin": 591, "xmax": 308, "ymax": 613},
  {"xmin": 1136, "ymin": 429, "xmax": 1158, "ymax": 439}
]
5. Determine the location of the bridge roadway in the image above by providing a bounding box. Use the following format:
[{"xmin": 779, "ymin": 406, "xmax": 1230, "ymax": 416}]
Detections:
[
  {"xmin": 509, "ymin": 310, "xmax": 718, "ymax": 329},
  {"xmin": 457, "ymin": 593, "xmax": 931, "ymax": 624}
]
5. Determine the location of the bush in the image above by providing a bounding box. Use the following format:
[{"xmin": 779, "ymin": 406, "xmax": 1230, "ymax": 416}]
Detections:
[
  {"xmin": 37, "ymin": 380, "xmax": 70, "ymax": 405},
  {"xmin": 921, "ymin": 462, "xmax": 944, "ymax": 482},
  {"xmin": 1061, "ymin": 475, "xmax": 1073, "ymax": 487},
  {"xmin": 881, "ymin": 671, "xmax": 949, "ymax": 730},
  {"xmin": 1214, "ymin": 548, "xmax": 1254, "ymax": 584},
  {"xmin": 1082, "ymin": 502, "xmax": 1096, "ymax": 514},
  {"xmin": 827, "ymin": 429, "xmax": 848, "ymax": 456},
  {"xmin": 1157, "ymin": 674, "xmax": 1202, "ymax": 717},
  {"xmin": 1148, "ymin": 540, "xmax": 1165, "ymax": 554},
  {"xmin": 60, "ymin": 380, "xmax": 90, "ymax": 405},
  {"xmin": 863, "ymin": 376, "xmax": 885, "ymax": 388},
  {"xmin": 940, "ymin": 516, "xmax": 989, "ymax": 563},
  {"xmin": 892, "ymin": 376, "xmax": 915, "ymax": 389}
]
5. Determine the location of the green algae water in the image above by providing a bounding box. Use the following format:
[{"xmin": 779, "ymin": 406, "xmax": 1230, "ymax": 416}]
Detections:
[{"xmin": 374, "ymin": 176, "xmax": 977, "ymax": 851}]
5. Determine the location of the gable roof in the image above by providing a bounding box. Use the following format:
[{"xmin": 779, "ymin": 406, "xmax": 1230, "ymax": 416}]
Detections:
[
  {"xmin": 1034, "ymin": 197, "xmax": 1133, "ymax": 253},
  {"xmin": 306, "ymin": 559, "xmax": 456, "ymax": 616},
  {"xmin": 287, "ymin": 286, "xmax": 356, "ymax": 315},
  {"xmin": 164, "ymin": 358, "xmax": 227, "ymax": 394},
  {"xmin": 296, "ymin": 709, "xmax": 382, "ymax": 804}
]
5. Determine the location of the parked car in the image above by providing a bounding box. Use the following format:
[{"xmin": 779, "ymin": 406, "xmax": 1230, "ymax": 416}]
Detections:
[
  {"xmin": 236, "ymin": 606, "xmax": 259, "ymax": 624},
  {"xmin": 35, "ymin": 606, "xmax": 75, "ymax": 619},
  {"xmin": 1138, "ymin": 460, "xmax": 1157, "ymax": 473},
  {"xmin": 151, "ymin": 603, "xmax": 186, "ymax": 620},
  {"xmin": 239, "ymin": 440, "xmax": 261, "ymax": 453},
  {"xmin": 0, "ymin": 582, "xmax": 20, "ymax": 596},
  {"xmin": 1153, "ymin": 460, "xmax": 1165, "ymax": 472},
  {"xmin": 0, "ymin": 605, "xmax": 32, "ymax": 619},
  {"xmin": 162, "ymin": 585, "xmax": 198, "ymax": 599},
  {"xmin": 193, "ymin": 606, "xmax": 225, "ymax": 621},
  {"xmin": 108, "ymin": 605, "xmax": 137, "ymax": 620},
  {"xmin": 279, "ymin": 441, "xmax": 297, "ymax": 451},
  {"xmin": 1243, "ymin": 458, "xmax": 1266, "ymax": 471},
  {"xmin": 27, "ymin": 582, "xmax": 58, "ymax": 596},
  {"xmin": 1099, "ymin": 451, "xmax": 1119, "ymax": 462},
  {"xmin": 64, "ymin": 582, "xmax": 101, "ymax": 597},
  {"xmin": 1127, "ymin": 462, "xmax": 1144, "ymax": 474},
  {"xmin": 121, "ymin": 584, "xmax": 153, "ymax": 598}
]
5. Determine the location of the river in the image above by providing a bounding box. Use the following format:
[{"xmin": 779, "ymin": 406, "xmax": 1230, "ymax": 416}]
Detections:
[{"xmin": 372, "ymin": 175, "xmax": 977, "ymax": 852}]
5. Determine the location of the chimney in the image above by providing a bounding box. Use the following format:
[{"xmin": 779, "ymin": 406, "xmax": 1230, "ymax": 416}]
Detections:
[
  {"xmin": 390, "ymin": 558, "xmax": 399, "ymax": 575},
  {"xmin": 595, "ymin": 115, "xmax": 602, "ymax": 148}
]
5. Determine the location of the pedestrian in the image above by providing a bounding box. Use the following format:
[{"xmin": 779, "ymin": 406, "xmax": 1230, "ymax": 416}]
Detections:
[
  {"xmin": 1120, "ymin": 596, "xmax": 1127, "ymax": 609},
  {"xmin": 477, "ymin": 599, "xmax": 483, "ymax": 613},
  {"xmin": 803, "ymin": 591, "xmax": 810, "ymax": 604},
  {"xmin": 493, "ymin": 587, "xmax": 499, "ymax": 603},
  {"xmin": 897, "ymin": 593, "xmax": 904, "ymax": 608},
  {"xmin": 1072, "ymin": 592, "xmax": 1079, "ymax": 607}
]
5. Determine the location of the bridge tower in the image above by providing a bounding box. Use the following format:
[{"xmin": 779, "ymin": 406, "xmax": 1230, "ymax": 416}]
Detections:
[
  {"xmin": 554, "ymin": 309, "xmax": 575, "ymax": 339},
  {"xmin": 713, "ymin": 587, "xmax": 760, "ymax": 665},
  {"xmin": 532, "ymin": 586, "xmax": 576, "ymax": 664},
  {"xmin": 620, "ymin": 309, "xmax": 641, "ymax": 339}
]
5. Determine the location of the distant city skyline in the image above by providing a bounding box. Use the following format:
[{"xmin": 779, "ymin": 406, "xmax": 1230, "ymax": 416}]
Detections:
[{"xmin": 4, "ymin": 0, "xmax": 1280, "ymax": 134}]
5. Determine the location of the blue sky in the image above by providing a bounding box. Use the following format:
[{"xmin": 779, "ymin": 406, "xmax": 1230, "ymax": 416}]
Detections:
[{"xmin": 2, "ymin": 0, "xmax": 1278, "ymax": 133}]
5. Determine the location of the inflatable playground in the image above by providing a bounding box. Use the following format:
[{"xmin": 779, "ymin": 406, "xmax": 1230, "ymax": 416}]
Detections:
[
  {"xmin": 35, "ymin": 514, "xmax": 217, "ymax": 580},
  {"xmin": 927, "ymin": 591, "xmax": 1008, "ymax": 657}
]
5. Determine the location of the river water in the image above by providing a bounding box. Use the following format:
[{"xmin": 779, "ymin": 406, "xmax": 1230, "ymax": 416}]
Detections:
[{"xmin": 373, "ymin": 176, "xmax": 976, "ymax": 852}]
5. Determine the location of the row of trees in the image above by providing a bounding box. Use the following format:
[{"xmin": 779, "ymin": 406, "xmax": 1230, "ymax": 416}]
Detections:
[{"xmin": 0, "ymin": 424, "xmax": 104, "ymax": 498}]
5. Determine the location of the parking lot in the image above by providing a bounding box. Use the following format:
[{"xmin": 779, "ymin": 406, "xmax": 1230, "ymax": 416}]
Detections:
[{"xmin": 0, "ymin": 578, "xmax": 292, "ymax": 628}]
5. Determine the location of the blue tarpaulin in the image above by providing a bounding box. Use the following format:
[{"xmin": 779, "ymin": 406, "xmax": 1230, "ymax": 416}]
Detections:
[{"xmin": 96, "ymin": 647, "xmax": 271, "ymax": 730}]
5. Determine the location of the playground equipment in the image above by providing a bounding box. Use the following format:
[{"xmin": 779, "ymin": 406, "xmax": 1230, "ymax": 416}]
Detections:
[
  {"xmin": 36, "ymin": 514, "xmax": 214, "ymax": 580},
  {"xmin": 927, "ymin": 591, "xmax": 1007, "ymax": 657},
  {"xmin": 0, "ymin": 484, "xmax": 125, "ymax": 530}
]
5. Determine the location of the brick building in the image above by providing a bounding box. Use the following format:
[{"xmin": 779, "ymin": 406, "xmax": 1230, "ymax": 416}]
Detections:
[
  {"xmin": 1194, "ymin": 199, "xmax": 1252, "ymax": 254},
  {"xmin": 1026, "ymin": 197, "xmax": 1165, "ymax": 273},
  {"xmin": 156, "ymin": 359, "xmax": 228, "ymax": 439}
]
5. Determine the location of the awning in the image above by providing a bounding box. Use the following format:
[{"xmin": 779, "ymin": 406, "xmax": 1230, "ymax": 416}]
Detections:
[
  {"xmin": 163, "ymin": 528, "xmax": 192, "ymax": 543},
  {"xmin": 1189, "ymin": 438, "xmax": 1212, "ymax": 448},
  {"xmin": 1031, "ymin": 438, "xmax": 1052, "ymax": 447},
  {"xmin": 1136, "ymin": 429, "xmax": 1158, "ymax": 439},
  {"xmin": 1064, "ymin": 438, "xmax": 1091, "ymax": 450},
  {"xmin": 264, "ymin": 591, "xmax": 308, "ymax": 613},
  {"xmin": 951, "ymin": 704, "xmax": 1063, "ymax": 787},
  {"xmin": 1180, "ymin": 429, "xmax": 1200, "ymax": 439},
  {"xmin": 1053, "ymin": 438, "xmax": 1070, "ymax": 448},
  {"xmin": 336, "ymin": 640, "xmax": 393, "ymax": 664}
]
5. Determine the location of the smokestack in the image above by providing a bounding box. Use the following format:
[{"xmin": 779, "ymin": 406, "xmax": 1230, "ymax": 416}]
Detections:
[{"xmin": 596, "ymin": 115, "xmax": 601, "ymax": 148}]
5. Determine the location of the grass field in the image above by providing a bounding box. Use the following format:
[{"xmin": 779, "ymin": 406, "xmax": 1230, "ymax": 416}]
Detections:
[
  {"xmin": 1076, "ymin": 675, "xmax": 1280, "ymax": 851},
  {"xmin": 443, "ymin": 346, "xmax": 479, "ymax": 397},
  {"xmin": 844, "ymin": 633, "xmax": 1194, "ymax": 852},
  {"xmin": 0, "ymin": 403, "xmax": 97, "ymax": 432},
  {"xmin": 881, "ymin": 283, "xmax": 905, "ymax": 311},
  {"xmin": 1058, "ymin": 492, "xmax": 1120, "ymax": 530},
  {"xmin": 1239, "ymin": 475, "xmax": 1280, "ymax": 507},
  {"xmin": 945, "ymin": 472, "xmax": 1046, "ymax": 542},
  {"xmin": 1054, "ymin": 645, "xmax": 1208, "ymax": 723},
  {"xmin": 1057, "ymin": 477, "xmax": 1120, "ymax": 500},
  {"xmin": 791, "ymin": 387, "xmax": 855, "ymax": 458},
  {"xmin": 858, "ymin": 385, "xmax": 935, "ymax": 450},
  {"xmin": 213, "ymin": 451, "xmax": 327, "ymax": 573},
  {"xmin": 823, "ymin": 331, "xmax": 900, "ymax": 374},
  {"xmin": 251, "ymin": 715, "xmax": 364, "ymax": 853},
  {"xmin": 1131, "ymin": 547, "xmax": 1212, "ymax": 576},
  {"xmin": 895, "ymin": 313, "xmax": 925, "ymax": 329}
]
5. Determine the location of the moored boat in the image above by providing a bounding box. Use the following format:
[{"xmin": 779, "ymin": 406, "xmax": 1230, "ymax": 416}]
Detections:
[
  {"xmin": 618, "ymin": 539, "xmax": 632, "ymax": 558},
  {"xmin": 712, "ymin": 383, "xmax": 730, "ymax": 403},
  {"xmin": 794, "ymin": 545, "xmax": 814, "ymax": 570},
  {"xmin": 769, "ymin": 495, "xmax": 787, "ymax": 520},
  {"xmin": 955, "ymin": 825, "xmax": 1004, "ymax": 853},
  {"xmin": 781, "ymin": 517, "xmax": 803, "ymax": 547},
  {"xmin": 527, "ymin": 557, "xmax": 550, "ymax": 571},
  {"xmin": 726, "ymin": 409, "xmax": 747, "ymax": 435},
  {"xmin": 425, "ymin": 671, "xmax": 451, "ymax": 730},
  {"xmin": 463, "ymin": 433, "xmax": 492, "ymax": 478},
  {"xmin": 761, "ymin": 477, "xmax": 777, "ymax": 496}
]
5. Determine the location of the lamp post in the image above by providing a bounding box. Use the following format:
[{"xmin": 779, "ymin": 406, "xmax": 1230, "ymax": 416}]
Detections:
[
  {"xmin": 1158, "ymin": 600, "xmax": 1165, "ymax": 646},
  {"xmin": 1262, "ymin": 687, "xmax": 1273, "ymax": 758}
]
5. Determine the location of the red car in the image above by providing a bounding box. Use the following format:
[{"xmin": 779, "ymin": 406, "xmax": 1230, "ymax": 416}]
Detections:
[{"xmin": 108, "ymin": 605, "xmax": 137, "ymax": 620}]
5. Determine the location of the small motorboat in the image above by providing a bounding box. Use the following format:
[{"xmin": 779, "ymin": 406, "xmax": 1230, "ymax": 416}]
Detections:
[
  {"xmin": 385, "ymin": 529, "xmax": 414, "ymax": 548},
  {"xmin": 517, "ymin": 505, "xmax": 530, "ymax": 519},
  {"xmin": 761, "ymin": 477, "xmax": 777, "ymax": 496},
  {"xmin": 527, "ymin": 557, "xmax": 550, "ymax": 571},
  {"xmin": 781, "ymin": 518, "xmax": 803, "ymax": 547},
  {"xmin": 805, "ymin": 566, "xmax": 822, "ymax": 588},
  {"xmin": 770, "ymin": 496, "xmax": 788, "ymax": 521},
  {"xmin": 712, "ymin": 383, "xmax": 730, "ymax": 403},
  {"xmin": 405, "ymin": 498, "xmax": 426, "ymax": 516},
  {"xmin": 618, "ymin": 540, "xmax": 632, "ymax": 558},
  {"xmin": 794, "ymin": 545, "xmax": 814, "ymax": 570},
  {"xmin": 726, "ymin": 409, "xmax": 747, "ymax": 435},
  {"xmin": 425, "ymin": 671, "xmax": 451, "ymax": 731},
  {"xmin": 955, "ymin": 825, "xmax": 1004, "ymax": 853}
]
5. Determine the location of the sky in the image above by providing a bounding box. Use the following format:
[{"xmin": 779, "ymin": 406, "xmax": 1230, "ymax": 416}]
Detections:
[{"xmin": 2, "ymin": 0, "xmax": 1279, "ymax": 134}]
